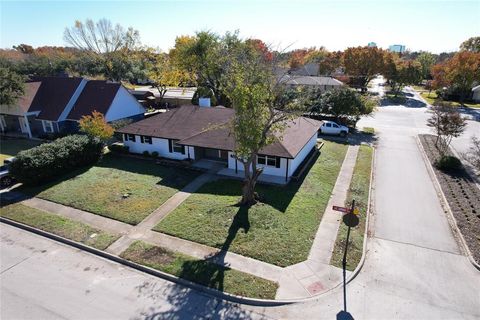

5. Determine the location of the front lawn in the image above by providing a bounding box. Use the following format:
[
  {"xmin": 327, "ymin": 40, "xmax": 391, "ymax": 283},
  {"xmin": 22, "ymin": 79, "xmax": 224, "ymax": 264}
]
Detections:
[
  {"xmin": 155, "ymin": 141, "xmax": 348, "ymax": 267},
  {"xmin": 330, "ymin": 145, "xmax": 373, "ymax": 271},
  {"xmin": 0, "ymin": 138, "xmax": 43, "ymax": 162},
  {"xmin": 416, "ymin": 88, "xmax": 480, "ymax": 109},
  {"xmin": 22, "ymin": 154, "xmax": 201, "ymax": 225},
  {"xmin": 121, "ymin": 241, "xmax": 278, "ymax": 299},
  {"xmin": 0, "ymin": 203, "xmax": 119, "ymax": 250}
]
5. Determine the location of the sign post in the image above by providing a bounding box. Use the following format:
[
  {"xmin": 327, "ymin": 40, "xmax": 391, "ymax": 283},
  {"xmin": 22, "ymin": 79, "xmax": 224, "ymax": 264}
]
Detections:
[{"xmin": 340, "ymin": 199, "xmax": 359, "ymax": 313}]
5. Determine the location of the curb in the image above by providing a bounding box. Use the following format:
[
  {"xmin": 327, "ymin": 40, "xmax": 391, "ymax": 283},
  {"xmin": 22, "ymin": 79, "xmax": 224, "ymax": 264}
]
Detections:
[
  {"xmin": 345, "ymin": 145, "xmax": 375, "ymax": 283},
  {"xmin": 0, "ymin": 217, "xmax": 291, "ymax": 307},
  {"xmin": 415, "ymin": 136, "xmax": 480, "ymax": 271}
]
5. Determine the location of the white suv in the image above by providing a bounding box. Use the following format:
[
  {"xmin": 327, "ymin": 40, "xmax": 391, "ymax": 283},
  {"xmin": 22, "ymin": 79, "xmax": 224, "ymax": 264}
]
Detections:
[{"xmin": 319, "ymin": 121, "xmax": 349, "ymax": 137}]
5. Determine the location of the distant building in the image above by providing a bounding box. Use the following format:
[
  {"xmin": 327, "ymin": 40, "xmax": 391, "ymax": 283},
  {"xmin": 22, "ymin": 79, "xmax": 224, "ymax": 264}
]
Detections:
[
  {"xmin": 368, "ymin": 42, "xmax": 377, "ymax": 47},
  {"xmin": 388, "ymin": 44, "xmax": 406, "ymax": 53}
]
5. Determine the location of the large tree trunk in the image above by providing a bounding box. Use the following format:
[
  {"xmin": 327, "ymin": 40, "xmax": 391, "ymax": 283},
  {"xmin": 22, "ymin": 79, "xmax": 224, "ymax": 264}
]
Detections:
[{"xmin": 240, "ymin": 160, "xmax": 262, "ymax": 206}]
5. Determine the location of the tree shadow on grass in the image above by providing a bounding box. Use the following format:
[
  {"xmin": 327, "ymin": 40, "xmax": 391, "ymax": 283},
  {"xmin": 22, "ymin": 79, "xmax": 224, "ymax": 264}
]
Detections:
[{"xmin": 132, "ymin": 207, "xmax": 261, "ymax": 320}]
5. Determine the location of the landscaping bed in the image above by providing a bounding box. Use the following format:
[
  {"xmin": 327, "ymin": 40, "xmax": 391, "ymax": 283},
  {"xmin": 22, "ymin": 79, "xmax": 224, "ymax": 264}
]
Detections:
[
  {"xmin": 419, "ymin": 134, "xmax": 480, "ymax": 263},
  {"xmin": 22, "ymin": 154, "xmax": 201, "ymax": 225},
  {"xmin": 120, "ymin": 241, "xmax": 278, "ymax": 299},
  {"xmin": 155, "ymin": 141, "xmax": 348, "ymax": 267},
  {"xmin": 0, "ymin": 203, "xmax": 119, "ymax": 250},
  {"xmin": 330, "ymin": 145, "xmax": 373, "ymax": 271}
]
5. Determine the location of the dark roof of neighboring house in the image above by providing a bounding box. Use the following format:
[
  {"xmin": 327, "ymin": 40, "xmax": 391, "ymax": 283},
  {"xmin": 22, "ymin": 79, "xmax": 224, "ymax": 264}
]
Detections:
[
  {"xmin": 118, "ymin": 105, "xmax": 322, "ymax": 158},
  {"xmin": 67, "ymin": 80, "xmax": 121, "ymax": 120},
  {"xmin": 29, "ymin": 77, "xmax": 83, "ymax": 121},
  {"xmin": 18, "ymin": 82, "xmax": 42, "ymax": 113},
  {"xmin": 129, "ymin": 90, "xmax": 155, "ymax": 99}
]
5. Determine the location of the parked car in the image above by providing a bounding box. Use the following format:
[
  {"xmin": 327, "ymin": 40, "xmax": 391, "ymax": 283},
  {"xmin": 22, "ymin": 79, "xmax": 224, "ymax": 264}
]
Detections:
[
  {"xmin": 0, "ymin": 157, "xmax": 16, "ymax": 188},
  {"xmin": 319, "ymin": 121, "xmax": 349, "ymax": 137}
]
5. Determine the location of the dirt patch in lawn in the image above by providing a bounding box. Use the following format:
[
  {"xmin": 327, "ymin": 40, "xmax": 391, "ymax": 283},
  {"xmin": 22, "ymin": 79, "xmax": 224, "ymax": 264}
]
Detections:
[
  {"xmin": 125, "ymin": 245, "xmax": 175, "ymax": 266},
  {"xmin": 419, "ymin": 134, "xmax": 480, "ymax": 264}
]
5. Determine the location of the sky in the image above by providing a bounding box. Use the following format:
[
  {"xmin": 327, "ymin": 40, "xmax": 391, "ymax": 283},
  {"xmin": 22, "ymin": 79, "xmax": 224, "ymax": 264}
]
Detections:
[{"xmin": 1, "ymin": 0, "xmax": 479, "ymax": 53}]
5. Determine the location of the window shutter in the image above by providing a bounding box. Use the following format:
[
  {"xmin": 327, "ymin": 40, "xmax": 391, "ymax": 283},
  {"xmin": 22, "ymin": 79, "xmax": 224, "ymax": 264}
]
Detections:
[
  {"xmin": 276, "ymin": 157, "xmax": 281, "ymax": 168},
  {"xmin": 168, "ymin": 139, "xmax": 172, "ymax": 153},
  {"xmin": 123, "ymin": 133, "xmax": 127, "ymax": 141},
  {"xmin": 181, "ymin": 146, "xmax": 185, "ymax": 154},
  {"xmin": 140, "ymin": 136, "xmax": 144, "ymax": 143}
]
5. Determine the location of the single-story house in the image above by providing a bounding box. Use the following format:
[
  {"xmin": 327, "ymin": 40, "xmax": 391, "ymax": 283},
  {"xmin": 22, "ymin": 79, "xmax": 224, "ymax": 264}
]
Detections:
[
  {"xmin": 472, "ymin": 85, "xmax": 480, "ymax": 102},
  {"xmin": 280, "ymin": 74, "xmax": 344, "ymax": 93},
  {"xmin": 117, "ymin": 105, "xmax": 322, "ymax": 183},
  {"xmin": 128, "ymin": 90, "xmax": 156, "ymax": 108},
  {"xmin": 0, "ymin": 77, "xmax": 145, "ymax": 138}
]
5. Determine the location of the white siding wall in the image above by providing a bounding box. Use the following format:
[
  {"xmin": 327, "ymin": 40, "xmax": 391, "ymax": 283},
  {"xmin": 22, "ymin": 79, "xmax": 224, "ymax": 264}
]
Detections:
[
  {"xmin": 105, "ymin": 86, "xmax": 146, "ymax": 122},
  {"xmin": 473, "ymin": 90, "xmax": 480, "ymax": 102},
  {"xmin": 123, "ymin": 135, "xmax": 194, "ymax": 160},
  {"xmin": 227, "ymin": 132, "xmax": 317, "ymax": 178},
  {"xmin": 289, "ymin": 133, "xmax": 318, "ymax": 176},
  {"xmin": 227, "ymin": 152, "xmax": 289, "ymax": 177}
]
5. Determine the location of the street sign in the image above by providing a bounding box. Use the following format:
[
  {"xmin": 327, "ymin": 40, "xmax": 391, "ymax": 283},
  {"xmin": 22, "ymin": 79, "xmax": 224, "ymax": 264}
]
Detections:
[
  {"xmin": 333, "ymin": 206, "xmax": 351, "ymax": 213},
  {"xmin": 343, "ymin": 212, "xmax": 360, "ymax": 227},
  {"xmin": 353, "ymin": 207, "xmax": 359, "ymax": 215}
]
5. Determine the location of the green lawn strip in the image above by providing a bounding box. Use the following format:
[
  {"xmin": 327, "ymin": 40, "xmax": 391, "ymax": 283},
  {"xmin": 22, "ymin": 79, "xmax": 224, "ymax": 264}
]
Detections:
[
  {"xmin": 0, "ymin": 138, "xmax": 43, "ymax": 162},
  {"xmin": 0, "ymin": 203, "xmax": 119, "ymax": 250},
  {"xmin": 330, "ymin": 145, "xmax": 373, "ymax": 271},
  {"xmin": 418, "ymin": 91, "xmax": 480, "ymax": 109},
  {"xmin": 120, "ymin": 240, "xmax": 278, "ymax": 299},
  {"xmin": 155, "ymin": 141, "xmax": 348, "ymax": 267},
  {"xmin": 21, "ymin": 154, "xmax": 201, "ymax": 225}
]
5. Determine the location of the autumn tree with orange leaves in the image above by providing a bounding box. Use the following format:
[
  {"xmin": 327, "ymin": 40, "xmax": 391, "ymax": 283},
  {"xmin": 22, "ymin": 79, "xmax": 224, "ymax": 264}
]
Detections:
[
  {"xmin": 79, "ymin": 111, "xmax": 114, "ymax": 142},
  {"xmin": 343, "ymin": 46, "xmax": 385, "ymax": 92},
  {"xmin": 431, "ymin": 51, "xmax": 480, "ymax": 103}
]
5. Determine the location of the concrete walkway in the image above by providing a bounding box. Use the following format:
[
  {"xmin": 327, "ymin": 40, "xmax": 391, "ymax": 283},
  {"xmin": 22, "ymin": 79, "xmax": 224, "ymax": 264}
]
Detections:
[{"xmin": 18, "ymin": 146, "xmax": 361, "ymax": 300}]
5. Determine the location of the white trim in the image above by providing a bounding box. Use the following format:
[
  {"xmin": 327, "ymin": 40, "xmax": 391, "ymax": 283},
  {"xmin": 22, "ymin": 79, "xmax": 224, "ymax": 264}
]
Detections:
[
  {"xmin": 0, "ymin": 115, "xmax": 6, "ymax": 131},
  {"xmin": 42, "ymin": 120, "xmax": 54, "ymax": 133},
  {"xmin": 23, "ymin": 115, "xmax": 32, "ymax": 138},
  {"xmin": 58, "ymin": 79, "xmax": 87, "ymax": 121}
]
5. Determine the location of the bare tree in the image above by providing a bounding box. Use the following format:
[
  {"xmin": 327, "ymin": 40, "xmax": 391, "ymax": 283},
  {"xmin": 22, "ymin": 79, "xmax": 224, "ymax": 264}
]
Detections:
[
  {"xmin": 426, "ymin": 104, "xmax": 467, "ymax": 155},
  {"xmin": 64, "ymin": 19, "xmax": 140, "ymax": 54}
]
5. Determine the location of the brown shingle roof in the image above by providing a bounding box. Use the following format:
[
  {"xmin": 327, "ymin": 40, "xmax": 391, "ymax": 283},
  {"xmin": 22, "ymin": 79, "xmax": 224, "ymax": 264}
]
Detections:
[
  {"xmin": 118, "ymin": 105, "xmax": 321, "ymax": 158},
  {"xmin": 29, "ymin": 77, "xmax": 83, "ymax": 121},
  {"xmin": 67, "ymin": 80, "xmax": 121, "ymax": 120}
]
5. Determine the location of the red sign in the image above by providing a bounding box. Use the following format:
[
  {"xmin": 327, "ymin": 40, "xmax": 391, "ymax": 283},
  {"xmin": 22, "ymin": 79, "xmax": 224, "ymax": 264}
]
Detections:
[{"xmin": 333, "ymin": 206, "xmax": 351, "ymax": 213}]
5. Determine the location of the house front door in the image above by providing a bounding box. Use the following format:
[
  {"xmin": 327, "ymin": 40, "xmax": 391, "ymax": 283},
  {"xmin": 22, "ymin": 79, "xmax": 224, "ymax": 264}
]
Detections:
[{"xmin": 18, "ymin": 117, "xmax": 29, "ymax": 133}]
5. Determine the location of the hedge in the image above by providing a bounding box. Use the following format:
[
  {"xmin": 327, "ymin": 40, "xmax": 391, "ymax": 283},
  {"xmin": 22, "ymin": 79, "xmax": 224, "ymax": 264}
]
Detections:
[{"xmin": 9, "ymin": 134, "xmax": 103, "ymax": 185}]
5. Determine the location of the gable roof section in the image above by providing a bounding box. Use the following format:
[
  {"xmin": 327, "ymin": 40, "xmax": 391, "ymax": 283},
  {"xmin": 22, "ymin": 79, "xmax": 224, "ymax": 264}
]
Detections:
[
  {"xmin": 281, "ymin": 75, "xmax": 344, "ymax": 86},
  {"xmin": 29, "ymin": 77, "xmax": 83, "ymax": 121},
  {"xmin": 118, "ymin": 105, "xmax": 322, "ymax": 159},
  {"xmin": 0, "ymin": 82, "xmax": 42, "ymax": 116},
  {"xmin": 67, "ymin": 80, "xmax": 121, "ymax": 120}
]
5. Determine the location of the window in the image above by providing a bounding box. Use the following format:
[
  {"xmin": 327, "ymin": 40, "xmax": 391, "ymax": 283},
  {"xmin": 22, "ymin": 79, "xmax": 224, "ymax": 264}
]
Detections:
[
  {"xmin": 257, "ymin": 155, "xmax": 278, "ymax": 167},
  {"xmin": 169, "ymin": 139, "xmax": 185, "ymax": 154},
  {"xmin": 126, "ymin": 134, "xmax": 135, "ymax": 142},
  {"xmin": 140, "ymin": 136, "xmax": 152, "ymax": 144},
  {"xmin": 326, "ymin": 123, "xmax": 332, "ymax": 128},
  {"xmin": 333, "ymin": 124, "xmax": 339, "ymax": 128},
  {"xmin": 42, "ymin": 120, "xmax": 54, "ymax": 133},
  {"xmin": 0, "ymin": 115, "xmax": 6, "ymax": 131}
]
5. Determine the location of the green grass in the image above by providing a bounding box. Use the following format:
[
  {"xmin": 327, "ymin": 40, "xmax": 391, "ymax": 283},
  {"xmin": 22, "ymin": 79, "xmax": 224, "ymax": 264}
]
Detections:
[
  {"xmin": 0, "ymin": 203, "xmax": 119, "ymax": 250},
  {"xmin": 415, "ymin": 87, "xmax": 480, "ymax": 109},
  {"xmin": 155, "ymin": 141, "xmax": 348, "ymax": 267},
  {"xmin": 22, "ymin": 154, "xmax": 201, "ymax": 225},
  {"xmin": 362, "ymin": 127, "xmax": 375, "ymax": 135},
  {"xmin": 120, "ymin": 241, "xmax": 278, "ymax": 299},
  {"xmin": 330, "ymin": 145, "xmax": 373, "ymax": 271},
  {"xmin": 0, "ymin": 138, "xmax": 43, "ymax": 162}
]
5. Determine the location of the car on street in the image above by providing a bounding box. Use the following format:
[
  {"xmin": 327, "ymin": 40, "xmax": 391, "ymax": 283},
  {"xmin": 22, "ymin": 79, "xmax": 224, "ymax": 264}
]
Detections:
[
  {"xmin": 319, "ymin": 121, "xmax": 349, "ymax": 137},
  {"xmin": 0, "ymin": 157, "xmax": 16, "ymax": 188}
]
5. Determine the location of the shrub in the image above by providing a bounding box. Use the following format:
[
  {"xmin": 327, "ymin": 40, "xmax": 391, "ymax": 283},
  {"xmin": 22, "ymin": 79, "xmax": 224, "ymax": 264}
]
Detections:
[
  {"xmin": 151, "ymin": 151, "xmax": 159, "ymax": 158},
  {"xmin": 9, "ymin": 134, "xmax": 103, "ymax": 185},
  {"xmin": 143, "ymin": 151, "xmax": 150, "ymax": 157},
  {"xmin": 435, "ymin": 155, "xmax": 462, "ymax": 171},
  {"xmin": 109, "ymin": 144, "xmax": 129, "ymax": 154}
]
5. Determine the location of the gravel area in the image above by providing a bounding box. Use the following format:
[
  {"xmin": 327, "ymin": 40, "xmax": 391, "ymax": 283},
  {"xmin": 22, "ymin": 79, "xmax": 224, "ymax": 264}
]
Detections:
[{"xmin": 419, "ymin": 134, "xmax": 480, "ymax": 264}]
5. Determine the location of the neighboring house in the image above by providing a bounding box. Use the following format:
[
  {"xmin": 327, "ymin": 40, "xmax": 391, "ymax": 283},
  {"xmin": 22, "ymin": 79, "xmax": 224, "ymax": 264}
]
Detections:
[
  {"xmin": 0, "ymin": 77, "xmax": 145, "ymax": 138},
  {"xmin": 472, "ymin": 85, "xmax": 480, "ymax": 102},
  {"xmin": 289, "ymin": 62, "xmax": 320, "ymax": 77},
  {"xmin": 117, "ymin": 105, "xmax": 322, "ymax": 183},
  {"xmin": 280, "ymin": 74, "xmax": 344, "ymax": 93},
  {"xmin": 128, "ymin": 90, "xmax": 156, "ymax": 108}
]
